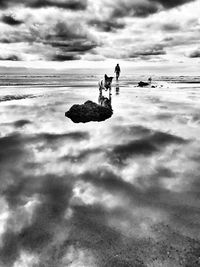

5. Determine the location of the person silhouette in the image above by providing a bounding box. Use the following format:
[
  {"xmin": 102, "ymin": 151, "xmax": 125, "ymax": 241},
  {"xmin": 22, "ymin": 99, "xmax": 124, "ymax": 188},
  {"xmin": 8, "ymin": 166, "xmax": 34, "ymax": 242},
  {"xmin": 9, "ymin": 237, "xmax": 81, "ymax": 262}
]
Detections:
[
  {"xmin": 148, "ymin": 77, "xmax": 152, "ymax": 84},
  {"xmin": 114, "ymin": 64, "xmax": 121, "ymax": 81}
]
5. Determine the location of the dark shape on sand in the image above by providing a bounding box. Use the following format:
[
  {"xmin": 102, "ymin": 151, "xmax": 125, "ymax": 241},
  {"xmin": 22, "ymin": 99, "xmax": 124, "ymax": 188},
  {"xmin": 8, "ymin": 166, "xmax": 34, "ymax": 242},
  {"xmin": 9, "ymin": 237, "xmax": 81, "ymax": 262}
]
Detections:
[
  {"xmin": 138, "ymin": 81, "xmax": 150, "ymax": 87},
  {"xmin": 65, "ymin": 100, "xmax": 113, "ymax": 123}
]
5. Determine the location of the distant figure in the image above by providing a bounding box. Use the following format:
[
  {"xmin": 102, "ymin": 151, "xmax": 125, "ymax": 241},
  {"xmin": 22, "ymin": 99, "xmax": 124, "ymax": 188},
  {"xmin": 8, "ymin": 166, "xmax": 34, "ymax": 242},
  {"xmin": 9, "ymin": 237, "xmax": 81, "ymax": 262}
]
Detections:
[
  {"xmin": 148, "ymin": 77, "xmax": 152, "ymax": 84},
  {"xmin": 114, "ymin": 64, "xmax": 121, "ymax": 81}
]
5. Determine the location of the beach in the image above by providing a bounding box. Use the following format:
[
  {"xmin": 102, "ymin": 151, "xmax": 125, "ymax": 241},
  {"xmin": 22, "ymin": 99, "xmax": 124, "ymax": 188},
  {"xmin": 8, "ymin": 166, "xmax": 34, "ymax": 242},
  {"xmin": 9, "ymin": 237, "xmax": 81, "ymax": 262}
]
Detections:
[{"xmin": 0, "ymin": 71, "xmax": 200, "ymax": 266}]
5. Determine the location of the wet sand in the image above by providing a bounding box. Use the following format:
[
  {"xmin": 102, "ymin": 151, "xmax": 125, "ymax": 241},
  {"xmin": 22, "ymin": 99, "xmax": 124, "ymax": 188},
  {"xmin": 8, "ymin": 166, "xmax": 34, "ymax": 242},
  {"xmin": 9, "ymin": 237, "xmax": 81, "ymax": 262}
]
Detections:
[{"xmin": 0, "ymin": 73, "xmax": 200, "ymax": 266}]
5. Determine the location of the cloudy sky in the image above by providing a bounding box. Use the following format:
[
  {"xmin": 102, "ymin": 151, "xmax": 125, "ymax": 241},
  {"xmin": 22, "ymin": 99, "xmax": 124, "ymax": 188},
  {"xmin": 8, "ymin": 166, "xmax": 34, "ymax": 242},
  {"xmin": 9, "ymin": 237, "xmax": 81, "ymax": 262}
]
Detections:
[{"xmin": 0, "ymin": 0, "xmax": 200, "ymax": 70}]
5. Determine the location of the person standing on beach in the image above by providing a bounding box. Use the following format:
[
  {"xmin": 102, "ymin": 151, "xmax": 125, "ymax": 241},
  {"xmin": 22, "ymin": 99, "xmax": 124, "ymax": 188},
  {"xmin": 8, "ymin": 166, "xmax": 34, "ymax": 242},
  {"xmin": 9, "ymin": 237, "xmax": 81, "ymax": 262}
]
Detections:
[
  {"xmin": 114, "ymin": 64, "xmax": 121, "ymax": 81},
  {"xmin": 148, "ymin": 77, "xmax": 152, "ymax": 84}
]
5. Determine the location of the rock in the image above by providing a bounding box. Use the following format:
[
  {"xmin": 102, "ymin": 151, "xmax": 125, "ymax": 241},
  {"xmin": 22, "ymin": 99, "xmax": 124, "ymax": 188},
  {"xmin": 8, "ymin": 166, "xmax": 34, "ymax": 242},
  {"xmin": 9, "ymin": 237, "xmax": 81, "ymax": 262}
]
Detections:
[
  {"xmin": 138, "ymin": 81, "xmax": 150, "ymax": 87},
  {"xmin": 65, "ymin": 100, "xmax": 113, "ymax": 123}
]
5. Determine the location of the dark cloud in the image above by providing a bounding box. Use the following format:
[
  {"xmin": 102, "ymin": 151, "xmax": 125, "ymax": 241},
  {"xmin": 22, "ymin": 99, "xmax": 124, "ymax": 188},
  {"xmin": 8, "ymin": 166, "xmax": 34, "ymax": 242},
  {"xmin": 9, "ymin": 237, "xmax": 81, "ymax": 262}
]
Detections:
[
  {"xmin": 0, "ymin": 0, "xmax": 88, "ymax": 10},
  {"xmin": 38, "ymin": 131, "xmax": 90, "ymax": 142},
  {"xmin": 44, "ymin": 22, "xmax": 98, "ymax": 48},
  {"xmin": 60, "ymin": 127, "xmax": 187, "ymax": 166},
  {"xmin": 140, "ymin": 129, "xmax": 187, "ymax": 145},
  {"xmin": 161, "ymin": 23, "xmax": 181, "ymax": 32},
  {"xmin": 0, "ymin": 130, "xmax": 90, "ymax": 265},
  {"xmin": 42, "ymin": 21, "xmax": 98, "ymax": 60},
  {"xmin": 163, "ymin": 37, "xmax": 174, "ymax": 42},
  {"xmin": 51, "ymin": 53, "xmax": 81, "ymax": 61},
  {"xmin": 154, "ymin": 0, "xmax": 195, "ymax": 9},
  {"xmin": 109, "ymin": 128, "xmax": 187, "ymax": 164},
  {"xmin": 0, "ymin": 5, "xmax": 93, "ymax": 62},
  {"xmin": 0, "ymin": 32, "xmax": 35, "ymax": 44},
  {"xmin": 79, "ymin": 166, "xmax": 200, "ymax": 237},
  {"xmin": 111, "ymin": 139, "xmax": 158, "ymax": 159},
  {"xmin": 0, "ymin": 38, "xmax": 12, "ymax": 43},
  {"xmin": 112, "ymin": 1, "xmax": 158, "ymax": 18},
  {"xmin": 111, "ymin": 0, "xmax": 195, "ymax": 18},
  {"xmin": 19, "ymin": 131, "xmax": 90, "ymax": 152},
  {"xmin": 47, "ymin": 40, "xmax": 97, "ymax": 52},
  {"xmin": 0, "ymin": 174, "xmax": 73, "ymax": 266},
  {"xmin": 0, "ymin": 135, "xmax": 72, "ymax": 264},
  {"xmin": 188, "ymin": 49, "xmax": 200, "ymax": 58},
  {"xmin": 14, "ymin": 119, "xmax": 32, "ymax": 128},
  {"xmin": 0, "ymin": 55, "xmax": 21, "ymax": 61},
  {"xmin": 61, "ymin": 147, "xmax": 103, "ymax": 163},
  {"xmin": 0, "ymin": 0, "xmax": 197, "ymax": 64},
  {"xmin": 2, "ymin": 176, "xmax": 31, "ymax": 209},
  {"xmin": 61, "ymin": 126, "xmax": 155, "ymax": 163},
  {"xmin": 0, "ymin": 20, "xmax": 98, "ymax": 61},
  {"xmin": 154, "ymin": 112, "xmax": 174, "ymax": 120},
  {"xmin": 29, "ymin": 0, "xmax": 87, "ymax": 10},
  {"xmin": 1, "ymin": 14, "xmax": 23, "ymax": 25},
  {"xmin": 89, "ymin": 19, "xmax": 125, "ymax": 32},
  {"xmin": 22, "ymin": 130, "xmax": 90, "ymax": 144},
  {"xmin": 128, "ymin": 44, "xmax": 166, "ymax": 59},
  {"xmin": 0, "ymin": 232, "xmax": 19, "ymax": 267},
  {"xmin": 0, "ymin": 131, "xmax": 89, "ymax": 171},
  {"xmin": 112, "ymin": 125, "xmax": 153, "ymax": 139},
  {"xmin": 80, "ymin": 169, "xmax": 138, "ymax": 198},
  {"xmin": 134, "ymin": 166, "xmax": 176, "ymax": 189},
  {"xmin": 161, "ymin": 34, "xmax": 200, "ymax": 49},
  {"xmin": 45, "ymin": 22, "xmax": 86, "ymax": 41},
  {"xmin": 0, "ymin": 133, "xmax": 25, "ymax": 166},
  {"xmin": 77, "ymin": 168, "xmax": 171, "ymax": 211}
]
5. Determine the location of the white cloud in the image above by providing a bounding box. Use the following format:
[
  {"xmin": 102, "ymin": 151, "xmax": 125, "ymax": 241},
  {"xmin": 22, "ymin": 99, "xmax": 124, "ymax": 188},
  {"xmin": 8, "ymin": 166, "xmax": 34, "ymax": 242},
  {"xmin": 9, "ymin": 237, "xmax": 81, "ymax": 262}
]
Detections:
[{"xmin": 0, "ymin": 0, "xmax": 198, "ymax": 71}]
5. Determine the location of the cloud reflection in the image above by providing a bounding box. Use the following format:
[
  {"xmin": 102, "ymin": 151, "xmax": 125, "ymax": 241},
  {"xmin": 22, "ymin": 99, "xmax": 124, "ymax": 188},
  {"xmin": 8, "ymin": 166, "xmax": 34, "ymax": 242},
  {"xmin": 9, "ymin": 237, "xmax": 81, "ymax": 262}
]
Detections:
[{"xmin": 0, "ymin": 81, "xmax": 200, "ymax": 266}]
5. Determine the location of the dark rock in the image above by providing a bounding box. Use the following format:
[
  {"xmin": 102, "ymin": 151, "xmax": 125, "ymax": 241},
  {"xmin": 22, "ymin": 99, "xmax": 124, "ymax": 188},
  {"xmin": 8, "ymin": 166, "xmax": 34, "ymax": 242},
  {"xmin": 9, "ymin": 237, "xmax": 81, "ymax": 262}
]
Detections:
[
  {"xmin": 138, "ymin": 81, "xmax": 150, "ymax": 87},
  {"xmin": 65, "ymin": 100, "xmax": 113, "ymax": 123}
]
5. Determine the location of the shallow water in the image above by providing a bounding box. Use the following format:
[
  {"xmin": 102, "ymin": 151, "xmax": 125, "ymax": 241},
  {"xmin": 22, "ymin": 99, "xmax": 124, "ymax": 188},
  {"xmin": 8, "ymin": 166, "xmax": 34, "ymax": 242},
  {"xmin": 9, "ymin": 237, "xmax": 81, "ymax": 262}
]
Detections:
[{"xmin": 0, "ymin": 73, "xmax": 200, "ymax": 266}]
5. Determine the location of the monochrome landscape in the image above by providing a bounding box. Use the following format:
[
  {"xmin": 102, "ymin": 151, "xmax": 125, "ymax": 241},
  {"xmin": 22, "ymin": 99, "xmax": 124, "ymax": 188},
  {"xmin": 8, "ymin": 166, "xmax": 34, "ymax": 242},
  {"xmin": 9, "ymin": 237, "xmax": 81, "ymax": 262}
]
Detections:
[{"xmin": 0, "ymin": 0, "xmax": 200, "ymax": 266}]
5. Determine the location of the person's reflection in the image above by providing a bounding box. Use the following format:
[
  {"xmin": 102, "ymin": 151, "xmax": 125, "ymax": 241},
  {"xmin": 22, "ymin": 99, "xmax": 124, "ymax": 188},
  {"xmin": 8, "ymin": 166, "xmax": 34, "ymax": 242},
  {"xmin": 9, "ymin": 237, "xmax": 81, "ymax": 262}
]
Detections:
[
  {"xmin": 98, "ymin": 90, "xmax": 112, "ymax": 110},
  {"xmin": 116, "ymin": 83, "xmax": 120, "ymax": 95}
]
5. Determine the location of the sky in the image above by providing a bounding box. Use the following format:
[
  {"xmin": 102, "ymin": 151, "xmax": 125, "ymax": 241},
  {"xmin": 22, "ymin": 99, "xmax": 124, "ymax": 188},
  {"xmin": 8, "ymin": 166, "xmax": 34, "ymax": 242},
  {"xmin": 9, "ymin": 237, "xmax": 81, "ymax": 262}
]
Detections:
[{"xmin": 0, "ymin": 0, "xmax": 200, "ymax": 72}]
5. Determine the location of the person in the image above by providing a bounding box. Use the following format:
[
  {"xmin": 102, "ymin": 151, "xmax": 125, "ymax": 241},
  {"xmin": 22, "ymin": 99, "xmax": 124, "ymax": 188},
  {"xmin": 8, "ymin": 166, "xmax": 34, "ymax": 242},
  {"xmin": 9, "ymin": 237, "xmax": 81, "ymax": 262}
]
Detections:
[
  {"xmin": 148, "ymin": 77, "xmax": 152, "ymax": 84},
  {"xmin": 114, "ymin": 64, "xmax": 121, "ymax": 81}
]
